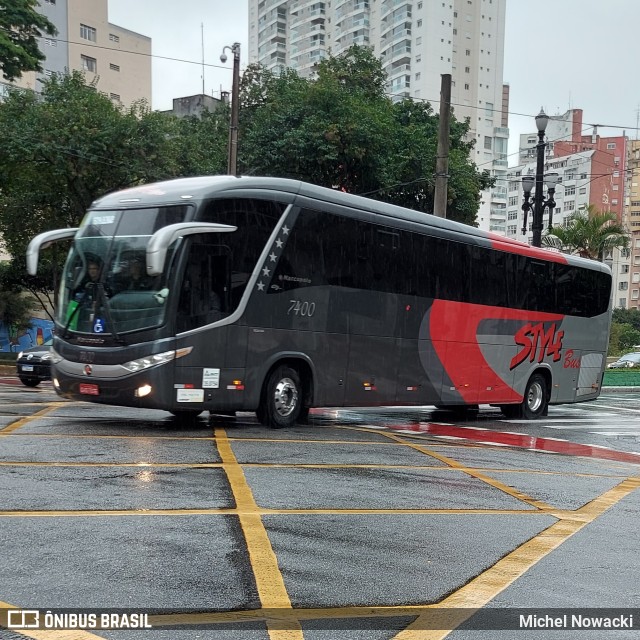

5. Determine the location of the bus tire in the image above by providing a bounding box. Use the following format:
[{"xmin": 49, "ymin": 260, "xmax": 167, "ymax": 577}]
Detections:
[
  {"xmin": 522, "ymin": 373, "xmax": 548, "ymax": 419},
  {"xmin": 262, "ymin": 365, "xmax": 302, "ymax": 429}
]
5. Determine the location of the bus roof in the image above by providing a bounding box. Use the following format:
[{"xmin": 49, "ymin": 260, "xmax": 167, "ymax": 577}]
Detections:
[{"xmin": 91, "ymin": 175, "xmax": 610, "ymax": 274}]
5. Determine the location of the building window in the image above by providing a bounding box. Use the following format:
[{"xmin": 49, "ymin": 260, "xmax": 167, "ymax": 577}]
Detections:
[
  {"xmin": 563, "ymin": 200, "xmax": 575, "ymax": 211},
  {"xmin": 484, "ymin": 136, "xmax": 492, "ymax": 150},
  {"xmin": 44, "ymin": 0, "xmax": 56, "ymax": 4},
  {"xmin": 44, "ymin": 38, "xmax": 57, "ymax": 47},
  {"xmin": 81, "ymin": 55, "xmax": 97, "ymax": 72},
  {"xmin": 417, "ymin": 19, "xmax": 422, "ymax": 27},
  {"xmin": 564, "ymin": 186, "xmax": 575, "ymax": 196},
  {"xmin": 80, "ymin": 24, "xmax": 97, "ymax": 42},
  {"xmin": 620, "ymin": 282, "xmax": 629, "ymax": 291},
  {"xmin": 110, "ymin": 63, "xmax": 120, "ymax": 72},
  {"xmin": 464, "ymin": 83, "xmax": 469, "ymax": 90},
  {"xmin": 622, "ymin": 264, "xmax": 630, "ymax": 274},
  {"xmin": 109, "ymin": 33, "xmax": 120, "ymax": 43},
  {"xmin": 607, "ymin": 142, "xmax": 616, "ymax": 149},
  {"xmin": 110, "ymin": 93, "xmax": 121, "ymax": 102}
]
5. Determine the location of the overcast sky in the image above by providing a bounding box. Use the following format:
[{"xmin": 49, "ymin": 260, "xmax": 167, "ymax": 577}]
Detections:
[{"xmin": 108, "ymin": 0, "xmax": 639, "ymax": 163}]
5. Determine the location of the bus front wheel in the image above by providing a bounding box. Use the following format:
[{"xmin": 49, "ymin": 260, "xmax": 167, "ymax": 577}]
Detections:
[{"xmin": 260, "ymin": 365, "xmax": 302, "ymax": 429}]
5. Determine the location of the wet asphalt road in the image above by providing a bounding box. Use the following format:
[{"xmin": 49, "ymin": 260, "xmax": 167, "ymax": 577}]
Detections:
[{"xmin": 0, "ymin": 380, "xmax": 639, "ymax": 639}]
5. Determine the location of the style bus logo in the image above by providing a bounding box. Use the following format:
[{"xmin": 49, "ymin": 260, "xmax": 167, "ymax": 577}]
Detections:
[{"xmin": 510, "ymin": 322, "xmax": 565, "ymax": 371}]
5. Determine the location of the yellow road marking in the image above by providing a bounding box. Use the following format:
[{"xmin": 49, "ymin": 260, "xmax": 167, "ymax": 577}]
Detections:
[
  {"xmin": 392, "ymin": 475, "xmax": 640, "ymax": 639},
  {"xmin": 215, "ymin": 427, "xmax": 303, "ymax": 640},
  {"xmin": 0, "ymin": 404, "xmax": 65, "ymax": 435},
  {"xmin": 355, "ymin": 427, "xmax": 555, "ymax": 510}
]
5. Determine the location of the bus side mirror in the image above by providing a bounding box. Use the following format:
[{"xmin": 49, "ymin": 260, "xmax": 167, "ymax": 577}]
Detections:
[
  {"xmin": 26, "ymin": 228, "xmax": 78, "ymax": 275},
  {"xmin": 146, "ymin": 223, "xmax": 236, "ymax": 276}
]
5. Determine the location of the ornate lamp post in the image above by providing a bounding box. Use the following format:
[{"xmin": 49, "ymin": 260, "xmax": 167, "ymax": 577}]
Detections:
[
  {"xmin": 522, "ymin": 171, "xmax": 561, "ymax": 240},
  {"xmin": 531, "ymin": 108, "xmax": 549, "ymax": 247},
  {"xmin": 220, "ymin": 42, "xmax": 241, "ymax": 177}
]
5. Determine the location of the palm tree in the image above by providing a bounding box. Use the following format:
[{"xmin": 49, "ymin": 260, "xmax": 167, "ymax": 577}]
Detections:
[{"xmin": 542, "ymin": 204, "xmax": 629, "ymax": 261}]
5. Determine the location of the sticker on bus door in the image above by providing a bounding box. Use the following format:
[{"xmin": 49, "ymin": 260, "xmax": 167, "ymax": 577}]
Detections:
[{"xmin": 202, "ymin": 368, "xmax": 220, "ymax": 388}]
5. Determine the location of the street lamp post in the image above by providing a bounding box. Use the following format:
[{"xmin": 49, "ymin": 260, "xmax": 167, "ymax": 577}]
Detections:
[
  {"xmin": 531, "ymin": 108, "xmax": 549, "ymax": 247},
  {"xmin": 220, "ymin": 42, "xmax": 241, "ymax": 177},
  {"xmin": 522, "ymin": 170, "xmax": 560, "ymax": 241}
]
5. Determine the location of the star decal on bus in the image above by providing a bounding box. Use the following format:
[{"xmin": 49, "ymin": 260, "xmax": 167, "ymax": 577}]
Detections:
[
  {"xmin": 256, "ymin": 282, "xmax": 265, "ymax": 291},
  {"xmin": 275, "ymin": 239, "xmax": 283, "ymax": 248},
  {"xmin": 281, "ymin": 225, "xmax": 290, "ymax": 235},
  {"xmin": 269, "ymin": 252, "xmax": 277, "ymax": 262},
  {"xmin": 262, "ymin": 267, "xmax": 271, "ymax": 276}
]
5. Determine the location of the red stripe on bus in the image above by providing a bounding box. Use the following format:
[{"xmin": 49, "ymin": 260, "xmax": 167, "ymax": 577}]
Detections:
[
  {"xmin": 487, "ymin": 233, "xmax": 568, "ymax": 264},
  {"xmin": 429, "ymin": 300, "xmax": 565, "ymax": 404}
]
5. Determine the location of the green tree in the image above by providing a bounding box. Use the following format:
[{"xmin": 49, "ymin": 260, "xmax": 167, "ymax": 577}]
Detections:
[
  {"xmin": 0, "ymin": 72, "xmax": 180, "ymax": 247},
  {"xmin": 0, "ymin": 71, "xmax": 183, "ymax": 293},
  {"xmin": 0, "ymin": 0, "xmax": 57, "ymax": 81},
  {"xmin": 239, "ymin": 47, "xmax": 491, "ymax": 224},
  {"xmin": 612, "ymin": 308, "xmax": 640, "ymax": 331},
  {"xmin": 0, "ymin": 262, "xmax": 36, "ymax": 329},
  {"xmin": 542, "ymin": 204, "xmax": 629, "ymax": 260}
]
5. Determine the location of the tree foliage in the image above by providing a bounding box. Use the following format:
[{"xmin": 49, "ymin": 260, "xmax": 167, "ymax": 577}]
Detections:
[
  {"xmin": 0, "ymin": 262, "xmax": 36, "ymax": 328},
  {"xmin": 543, "ymin": 204, "xmax": 629, "ymax": 261},
  {"xmin": 0, "ymin": 0, "xmax": 56, "ymax": 81},
  {"xmin": 239, "ymin": 47, "xmax": 492, "ymax": 224}
]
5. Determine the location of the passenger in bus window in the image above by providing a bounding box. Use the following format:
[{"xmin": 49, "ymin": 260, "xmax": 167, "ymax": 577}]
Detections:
[
  {"xmin": 125, "ymin": 258, "xmax": 153, "ymax": 291},
  {"xmin": 74, "ymin": 259, "xmax": 102, "ymax": 299}
]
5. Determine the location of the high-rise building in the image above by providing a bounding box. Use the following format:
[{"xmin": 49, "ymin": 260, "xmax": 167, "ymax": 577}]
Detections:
[
  {"xmin": 625, "ymin": 140, "xmax": 640, "ymax": 310},
  {"xmin": 2, "ymin": 0, "xmax": 151, "ymax": 109},
  {"xmin": 248, "ymin": 0, "xmax": 509, "ymax": 230}
]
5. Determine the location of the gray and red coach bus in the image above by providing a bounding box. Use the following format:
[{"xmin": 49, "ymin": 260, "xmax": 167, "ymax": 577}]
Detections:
[{"xmin": 26, "ymin": 176, "xmax": 612, "ymax": 426}]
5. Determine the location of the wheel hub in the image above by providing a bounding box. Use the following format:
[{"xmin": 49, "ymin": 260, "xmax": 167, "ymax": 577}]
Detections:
[{"xmin": 274, "ymin": 378, "xmax": 298, "ymax": 417}]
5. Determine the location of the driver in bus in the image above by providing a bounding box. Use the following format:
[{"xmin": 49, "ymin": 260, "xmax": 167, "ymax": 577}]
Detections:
[{"xmin": 124, "ymin": 258, "xmax": 152, "ymax": 291}]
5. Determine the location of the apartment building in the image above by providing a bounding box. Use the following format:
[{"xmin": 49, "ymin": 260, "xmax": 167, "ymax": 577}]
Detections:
[
  {"xmin": 626, "ymin": 140, "xmax": 640, "ymax": 310},
  {"xmin": 2, "ymin": 0, "xmax": 151, "ymax": 108},
  {"xmin": 248, "ymin": 0, "xmax": 509, "ymax": 231}
]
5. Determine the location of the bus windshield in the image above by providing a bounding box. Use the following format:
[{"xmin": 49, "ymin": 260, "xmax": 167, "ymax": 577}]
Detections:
[{"xmin": 57, "ymin": 205, "xmax": 190, "ymax": 336}]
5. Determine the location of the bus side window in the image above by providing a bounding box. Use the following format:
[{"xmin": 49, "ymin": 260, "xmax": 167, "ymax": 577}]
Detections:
[{"xmin": 177, "ymin": 241, "xmax": 227, "ymax": 332}]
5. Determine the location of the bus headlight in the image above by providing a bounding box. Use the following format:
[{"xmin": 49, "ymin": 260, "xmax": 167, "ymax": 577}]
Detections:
[{"xmin": 121, "ymin": 347, "xmax": 192, "ymax": 373}]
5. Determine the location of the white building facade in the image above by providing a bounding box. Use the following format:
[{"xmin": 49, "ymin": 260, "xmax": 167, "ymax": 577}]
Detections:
[
  {"xmin": 248, "ymin": 0, "xmax": 509, "ymax": 231},
  {"xmin": 2, "ymin": 0, "xmax": 151, "ymax": 109}
]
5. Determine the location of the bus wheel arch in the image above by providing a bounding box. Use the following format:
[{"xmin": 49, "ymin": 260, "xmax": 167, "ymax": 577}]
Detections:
[{"xmin": 258, "ymin": 358, "xmax": 313, "ymax": 429}]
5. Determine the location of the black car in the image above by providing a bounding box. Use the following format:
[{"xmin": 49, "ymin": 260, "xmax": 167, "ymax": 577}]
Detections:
[{"xmin": 16, "ymin": 338, "xmax": 53, "ymax": 387}]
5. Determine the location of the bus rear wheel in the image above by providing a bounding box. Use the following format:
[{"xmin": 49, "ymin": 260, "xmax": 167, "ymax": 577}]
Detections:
[
  {"xmin": 260, "ymin": 365, "xmax": 302, "ymax": 429},
  {"xmin": 500, "ymin": 373, "xmax": 548, "ymax": 420}
]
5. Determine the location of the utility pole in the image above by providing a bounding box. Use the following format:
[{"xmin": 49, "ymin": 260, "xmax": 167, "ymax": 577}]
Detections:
[
  {"xmin": 220, "ymin": 43, "xmax": 241, "ymax": 177},
  {"xmin": 433, "ymin": 74, "xmax": 451, "ymax": 218}
]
